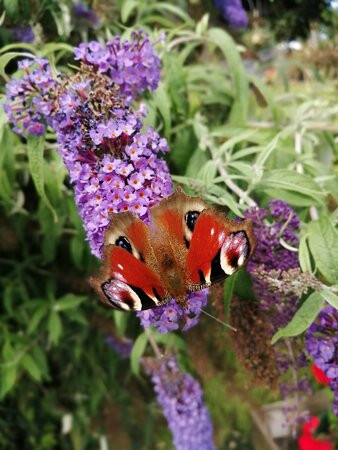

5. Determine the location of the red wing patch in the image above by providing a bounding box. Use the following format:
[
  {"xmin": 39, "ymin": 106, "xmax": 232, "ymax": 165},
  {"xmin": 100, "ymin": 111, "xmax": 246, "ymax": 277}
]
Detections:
[
  {"xmin": 186, "ymin": 211, "xmax": 226, "ymax": 285},
  {"xmin": 186, "ymin": 211, "xmax": 255, "ymax": 288},
  {"xmin": 108, "ymin": 246, "xmax": 165, "ymax": 297},
  {"xmin": 89, "ymin": 245, "xmax": 169, "ymax": 311}
]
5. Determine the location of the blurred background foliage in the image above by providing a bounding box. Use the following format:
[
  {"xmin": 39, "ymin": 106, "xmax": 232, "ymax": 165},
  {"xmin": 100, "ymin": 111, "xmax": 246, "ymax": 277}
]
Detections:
[{"xmin": 0, "ymin": 1, "xmax": 337, "ymax": 449}]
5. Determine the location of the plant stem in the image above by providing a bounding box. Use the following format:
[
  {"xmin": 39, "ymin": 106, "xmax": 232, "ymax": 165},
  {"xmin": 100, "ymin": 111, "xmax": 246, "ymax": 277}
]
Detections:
[
  {"xmin": 145, "ymin": 328, "xmax": 163, "ymax": 359},
  {"xmin": 217, "ymin": 161, "xmax": 257, "ymax": 208}
]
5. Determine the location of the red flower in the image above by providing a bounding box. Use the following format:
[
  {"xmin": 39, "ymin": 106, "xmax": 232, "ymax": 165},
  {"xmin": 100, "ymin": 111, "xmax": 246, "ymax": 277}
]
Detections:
[
  {"xmin": 301, "ymin": 416, "xmax": 320, "ymax": 434},
  {"xmin": 311, "ymin": 363, "xmax": 332, "ymax": 386},
  {"xmin": 298, "ymin": 416, "xmax": 333, "ymax": 450}
]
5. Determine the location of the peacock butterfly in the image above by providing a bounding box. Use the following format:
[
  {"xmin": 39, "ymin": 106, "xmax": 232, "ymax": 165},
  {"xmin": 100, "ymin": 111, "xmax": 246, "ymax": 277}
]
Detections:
[{"xmin": 89, "ymin": 188, "xmax": 257, "ymax": 311}]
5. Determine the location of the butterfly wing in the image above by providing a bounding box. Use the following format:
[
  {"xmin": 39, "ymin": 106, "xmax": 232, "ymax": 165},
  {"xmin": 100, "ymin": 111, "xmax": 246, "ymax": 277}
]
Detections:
[
  {"xmin": 148, "ymin": 188, "xmax": 209, "ymax": 298},
  {"xmin": 150, "ymin": 187, "xmax": 208, "ymax": 257},
  {"xmin": 89, "ymin": 212, "xmax": 169, "ymax": 311},
  {"xmin": 186, "ymin": 209, "xmax": 256, "ymax": 290}
]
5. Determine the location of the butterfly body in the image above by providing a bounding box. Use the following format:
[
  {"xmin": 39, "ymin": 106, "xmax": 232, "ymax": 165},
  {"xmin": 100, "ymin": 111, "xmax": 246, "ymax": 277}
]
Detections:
[{"xmin": 90, "ymin": 188, "xmax": 256, "ymax": 311}]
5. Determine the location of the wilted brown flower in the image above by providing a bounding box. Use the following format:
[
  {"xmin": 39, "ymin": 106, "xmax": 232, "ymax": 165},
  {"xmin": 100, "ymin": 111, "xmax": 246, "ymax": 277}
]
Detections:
[{"xmin": 230, "ymin": 295, "xmax": 279, "ymax": 389}]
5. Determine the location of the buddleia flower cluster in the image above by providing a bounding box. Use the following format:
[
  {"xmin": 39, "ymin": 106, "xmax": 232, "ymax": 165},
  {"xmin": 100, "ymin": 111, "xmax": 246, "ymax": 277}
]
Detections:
[
  {"xmin": 245, "ymin": 201, "xmax": 313, "ymax": 424},
  {"xmin": 214, "ymin": 0, "xmax": 249, "ymax": 29},
  {"xmin": 245, "ymin": 200, "xmax": 301, "ymax": 329},
  {"xmin": 5, "ymin": 31, "xmax": 215, "ymax": 447},
  {"xmin": 305, "ymin": 306, "xmax": 338, "ymax": 416},
  {"xmin": 105, "ymin": 335, "xmax": 133, "ymax": 359},
  {"xmin": 137, "ymin": 290, "xmax": 208, "ymax": 333},
  {"xmin": 73, "ymin": 3, "xmax": 101, "ymax": 29},
  {"xmin": 4, "ymin": 32, "xmax": 207, "ymax": 333},
  {"xmin": 145, "ymin": 355, "xmax": 215, "ymax": 450}
]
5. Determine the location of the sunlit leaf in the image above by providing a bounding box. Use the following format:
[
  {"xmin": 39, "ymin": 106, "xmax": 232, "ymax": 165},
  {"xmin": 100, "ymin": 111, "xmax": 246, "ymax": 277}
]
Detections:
[
  {"xmin": 308, "ymin": 214, "xmax": 338, "ymax": 284},
  {"xmin": 208, "ymin": 28, "xmax": 249, "ymax": 125},
  {"xmin": 27, "ymin": 135, "xmax": 57, "ymax": 221},
  {"xmin": 48, "ymin": 311, "xmax": 62, "ymax": 345},
  {"xmin": 22, "ymin": 353, "xmax": 41, "ymax": 381},
  {"xmin": 130, "ymin": 332, "xmax": 148, "ymax": 378},
  {"xmin": 272, "ymin": 292, "xmax": 324, "ymax": 344}
]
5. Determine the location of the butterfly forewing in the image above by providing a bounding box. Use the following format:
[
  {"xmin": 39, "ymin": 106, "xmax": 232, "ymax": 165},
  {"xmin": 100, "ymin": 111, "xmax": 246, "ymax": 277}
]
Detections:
[
  {"xmin": 90, "ymin": 212, "xmax": 170, "ymax": 310},
  {"xmin": 186, "ymin": 209, "xmax": 256, "ymax": 290}
]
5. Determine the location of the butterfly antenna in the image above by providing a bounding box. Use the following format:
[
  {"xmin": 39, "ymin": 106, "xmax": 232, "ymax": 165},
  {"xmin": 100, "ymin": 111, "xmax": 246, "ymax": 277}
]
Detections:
[{"xmin": 198, "ymin": 308, "xmax": 237, "ymax": 332}]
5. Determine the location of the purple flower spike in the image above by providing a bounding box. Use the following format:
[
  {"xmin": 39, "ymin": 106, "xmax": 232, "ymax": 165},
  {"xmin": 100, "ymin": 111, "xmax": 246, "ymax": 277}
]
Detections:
[
  {"xmin": 245, "ymin": 200, "xmax": 300, "ymax": 329},
  {"xmin": 4, "ymin": 58, "xmax": 58, "ymax": 136},
  {"xmin": 73, "ymin": 3, "xmax": 101, "ymax": 28},
  {"xmin": 305, "ymin": 306, "xmax": 338, "ymax": 416},
  {"xmin": 105, "ymin": 335, "xmax": 133, "ymax": 359},
  {"xmin": 214, "ymin": 0, "xmax": 249, "ymax": 29},
  {"xmin": 12, "ymin": 26, "xmax": 35, "ymax": 43},
  {"xmin": 146, "ymin": 355, "xmax": 215, "ymax": 450},
  {"xmin": 74, "ymin": 30, "xmax": 161, "ymax": 99}
]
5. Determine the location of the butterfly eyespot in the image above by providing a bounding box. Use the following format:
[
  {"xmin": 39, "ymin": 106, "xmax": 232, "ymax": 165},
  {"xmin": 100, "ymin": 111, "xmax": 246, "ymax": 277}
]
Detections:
[
  {"xmin": 185, "ymin": 211, "xmax": 200, "ymax": 232},
  {"xmin": 220, "ymin": 231, "xmax": 250, "ymax": 276},
  {"xmin": 115, "ymin": 236, "xmax": 133, "ymax": 254}
]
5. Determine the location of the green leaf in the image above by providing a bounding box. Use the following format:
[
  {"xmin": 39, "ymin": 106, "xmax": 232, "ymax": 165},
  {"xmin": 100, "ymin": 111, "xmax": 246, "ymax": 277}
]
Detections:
[
  {"xmin": 27, "ymin": 135, "xmax": 57, "ymax": 221},
  {"xmin": 151, "ymin": 331, "xmax": 186, "ymax": 351},
  {"xmin": 233, "ymin": 269, "xmax": 256, "ymax": 300},
  {"xmin": 130, "ymin": 332, "xmax": 148, "ymax": 378},
  {"xmin": 0, "ymin": 51, "xmax": 34, "ymax": 81},
  {"xmin": 223, "ymin": 273, "xmax": 238, "ymax": 321},
  {"xmin": 65, "ymin": 309, "xmax": 87, "ymax": 326},
  {"xmin": 271, "ymin": 292, "xmax": 324, "ymax": 344},
  {"xmin": 31, "ymin": 346, "xmax": 49, "ymax": 378},
  {"xmin": 28, "ymin": 305, "xmax": 48, "ymax": 334},
  {"xmin": 70, "ymin": 234, "xmax": 85, "ymax": 269},
  {"xmin": 38, "ymin": 202, "xmax": 59, "ymax": 263},
  {"xmin": 22, "ymin": 354, "xmax": 41, "ymax": 381},
  {"xmin": 0, "ymin": 366, "xmax": 17, "ymax": 398},
  {"xmin": 153, "ymin": 82, "xmax": 171, "ymax": 138},
  {"xmin": 150, "ymin": 3, "xmax": 194, "ymax": 24},
  {"xmin": 298, "ymin": 235, "xmax": 313, "ymax": 273},
  {"xmin": 38, "ymin": 43, "xmax": 73, "ymax": 57},
  {"xmin": 185, "ymin": 147, "xmax": 209, "ymax": 177},
  {"xmin": 121, "ymin": 0, "xmax": 138, "ymax": 23},
  {"xmin": 0, "ymin": 43, "xmax": 36, "ymax": 54},
  {"xmin": 4, "ymin": 0, "xmax": 19, "ymax": 20},
  {"xmin": 254, "ymin": 133, "xmax": 281, "ymax": 174},
  {"xmin": 308, "ymin": 215, "xmax": 338, "ymax": 284},
  {"xmin": 256, "ymin": 169, "xmax": 325, "ymax": 206},
  {"xmin": 319, "ymin": 288, "xmax": 338, "ymax": 310},
  {"xmin": 204, "ymin": 185, "xmax": 242, "ymax": 216},
  {"xmin": 208, "ymin": 28, "xmax": 249, "ymax": 125},
  {"xmin": 217, "ymin": 129, "xmax": 258, "ymax": 156},
  {"xmin": 48, "ymin": 311, "xmax": 62, "ymax": 345},
  {"xmin": 2, "ymin": 340, "xmax": 15, "ymax": 361},
  {"xmin": 164, "ymin": 54, "xmax": 187, "ymax": 119},
  {"xmin": 56, "ymin": 294, "xmax": 87, "ymax": 311},
  {"xmin": 171, "ymin": 126, "xmax": 197, "ymax": 173},
  {"xmin": 197, "ymin": 160, "xmax": 218, "ymax": 183},
  {"xmin": 113, "ymin": 311, "xmax": 129, "ymax": 336}
]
